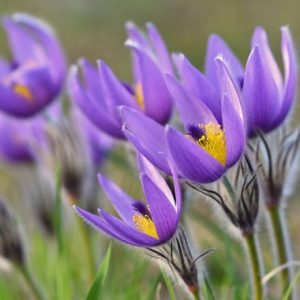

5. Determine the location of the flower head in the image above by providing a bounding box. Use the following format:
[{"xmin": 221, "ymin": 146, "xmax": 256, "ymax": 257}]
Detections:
[
  {"xmin": 0, "ymin": 13, "xmax": 66, "ymax": 118},
  {"xmin": 205, "ymin": 26, "xmax": 297, "ymax": 135},
  {"xmin": 68, "ymin": 22, "xmax": 173, "ymax": 139},
  {"xmin": 122, "ymin": 56, "xmax": 245, "ymax": 183},
  {"xmin": 74, "ymin": 156, "xmax": 182, "ymax": 247}
]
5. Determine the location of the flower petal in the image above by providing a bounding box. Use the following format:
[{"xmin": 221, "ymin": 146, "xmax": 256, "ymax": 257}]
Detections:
[
  {"xmin": 251, "ymin": 26, "xmax": 282, "ymax": 93},
  {"xmin": 243, "ymin": 47, "xmax": 280, "ymax": 133},
  {"xmin": 141, "ymin": 173, "xmax": 178, "ymax": 242},
  {"xmin": 167, "ymin": 126, "xmax": 225, "ymax": 183},
  {"xmin": 146, "ymin": 22, "xmax": 173, "ymax": 74},
  {"xmin": 273, "ymin": 27, "xmax": 297, "ymax": 127},
  {"xmin": 222, "ymin": 96, "xmax": 245, "ymax": 167},
  {"xmin": 174, "ymin": 54, "xmax": 221, "ymax": 121},
  {"xmin": 68, "ymin": 66, "xmax": 124, "ymax": 138},
  {"xmin": 121, "ymin": 106, "xmax": 170, "ymax": 173},
  {"xmin": 98, "ymin": 174, "xmax": 138, "ymax": 227},
  {"xmin": 205, "ymin": 34, "xmax": 244, "ymax": 87},
  {"xmin": 127, "ymin": 46, "xmax": 173, "ymax": 124}
]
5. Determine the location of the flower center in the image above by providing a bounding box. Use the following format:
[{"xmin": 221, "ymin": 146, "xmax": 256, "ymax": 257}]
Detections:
[
  {"xmin": 187, "ymin": 122, "xmax": 226, "ymax": 165},
  {"xmin": 132, "ymin": 213, "xmax": 158, "ymax": 239},
  {"xmin": 13, "ymin": 83, "xmax": 33, "ymax": 102},
  {"xmin": 134, "ymin": 82, "xmax": 145, "ymax": 110}
]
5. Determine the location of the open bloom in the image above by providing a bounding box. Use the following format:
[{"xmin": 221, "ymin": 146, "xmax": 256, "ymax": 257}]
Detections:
[
  {"xmin": 205, "ymin": 26, "xmax": 297, "ymax": 135},
  {"xmin": 68, "ymin": 22, "xmax": 173, "ymax": 139},
  {"xmin": 122, "ymin": 57, "xmax": 245, "ymax": 183},
  {"xmin": 0, "ymin": 13, "xmax": 66, "ymax": 118},
  {"xmin": 74, "ymin": 156, "xmax": 182, "ymax": 247}
]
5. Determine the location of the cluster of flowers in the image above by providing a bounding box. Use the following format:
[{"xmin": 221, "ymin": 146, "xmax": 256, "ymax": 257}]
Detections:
[{"xmin": 0, "ymin": 12, "xmax": 298, "ymax": 300}]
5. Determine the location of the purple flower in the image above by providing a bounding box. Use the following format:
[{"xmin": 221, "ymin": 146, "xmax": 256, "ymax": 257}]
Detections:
[
  {"xmin": 205, "ymin": 26, "xmax": 297, "ymax": 135},
  {"xmin": 0, "ymin": 13, "xmax": 66, "ymax": 118},
  {"xmin": 121, "ymin": 57, "xmax": 245, "ymax": 183},
  {"xmin": 0, "ymin": 112, "xmax": 42, "ymax": 163},
  {"xmin": 68, "ymin": 23, "xmax": 173, "ymax": 139},
  {"xmin": 74, "ymin": 156, "xmax": 182, "ymax": 247}
]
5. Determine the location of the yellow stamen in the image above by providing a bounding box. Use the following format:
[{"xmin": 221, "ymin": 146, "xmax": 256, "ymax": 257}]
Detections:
[
  {"xmin": 135, "ymin": 82, "xmax": 145, "ymax": 110},
  {"xmin": 132, "ymin": 213, "xmax": 159, "ymax": 239},
  {"xmin": 13, "ymin": 84, "xmax": 33, "ymax": 102},
  {"xmin": 197, "ymin": 122, "xmax": 226, "ymax": 165}
]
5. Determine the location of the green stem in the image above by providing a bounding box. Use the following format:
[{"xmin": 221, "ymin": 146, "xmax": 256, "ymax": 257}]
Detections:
[
  {"xmin": 17, "ymin": 263, "xmax": 46, "ymax": 300},
  {"xmin": 244, "ymin": 233, "xmax": 263, "ymax": 300},
  {"xmin": 192, "ymin": 289, "xmax": 201, "ymax": 300},
  {"xmin": 76, "ymin": 216, "xmax": 96, "ymax": 283},
  {"xmin": 268, "ymin": 205, "xmax": 292, "ymax": 298}
]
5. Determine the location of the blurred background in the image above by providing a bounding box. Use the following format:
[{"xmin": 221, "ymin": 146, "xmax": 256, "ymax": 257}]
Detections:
[{"xmin": 0, "ymin": 0, "xmax": 300, "ymax": 299}]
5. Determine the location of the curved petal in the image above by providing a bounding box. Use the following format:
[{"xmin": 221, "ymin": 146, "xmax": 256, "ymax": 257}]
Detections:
[
  {"xmin": 146, "ymin": 22, "xmax": 173, "ymax": 75},
  {"xmin": 205, "ymin": 34, "xmax": 244, "ymax": 87},
  {"xmin": 74, "ymin": 206, "xmax": 150, "ymax": 246},
  {"xmin": 127, "ymin": 46, "xmax": 173, "ymax": 124},
  {"xmin": 174, "ymin": 54, "xmax": 221, "ymax": 121},
  {"xmin": 222, "ymin": 96, "xmax": 245, "ymax": 167},
  {"xmin": 99, "ymin": 209, "xmax": 160, "ymax": 246},
  {"xmin": 68, "ymin": 67, "xmax": 124, "ymax": 139},
  {"xmin": 137, "ymin": 154, "xmax": 175, "ymax": 207},
  {"xmin": 167, "ymin": 126, "xmax": 225, "ymax": 183},
  {"xmin": 215, "ymin": 57, "xmax": 243, "ymax": 121},
  {"xmin": 141, "ymin": 174, "xmax": 178, "ymax": 242},
  {"xmin": 165, "ymin": 74, "xmax": 216, "ymax": 126},
  {"xmin": 243, "ymin": 47, "xmax": 281, "ymax": 133},
  {"xmin": 273, "ymin": 27, "xmax": 297, "ymax": 127},
  {"xmin": 98, "ymin": 174, "xmax": 138, "ymax": 227},
  {"xmin": 121, "ymin": 106, "xmax": 170, "ymax": 173},
  {"xmin": 251, "ymin": 26, "xmax": 282, "ymax": 93}
]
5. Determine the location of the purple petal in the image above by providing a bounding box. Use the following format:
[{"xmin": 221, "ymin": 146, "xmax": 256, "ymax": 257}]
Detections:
[
  {"xmin": 174, "ymin": 54, "xmax": 221, "ymax": 121},
  {"xmin": 128, "ymin": 46, "xmax": 173, "ymax": 124},
  {"xmin": 205, "ymin": 34, "xmax": 244, "ymax": 87},
  {"xmin": 100, "ymin": 209, "xmax": 160, "ymax": 246},
  {"xmin": 215, "ymin": 57, "xmax": 244, "ymax": 121},
  {"xmin": 167, "ymin": 126, "xmax": 225, "ymax": 183},
  {"xmin": 243, "ymin": 47, "xmax": 281, "ymax": 133},
  {"xmin": 68, "ymin": 66, "xmax": 124, "ymax": 139},
  {"xmin": 74, "ymin": 206, "xmax": 147, "ymax": 246},
  {"xmin": 121, "ymin": 107, "xmax": 170, "ymax": 173},
  {"xmin": 166, "ymin": 74, "xmax": 216, "ymax": 127},
  {"xmin": 146, "ymin": 22, "xmax": 173, "ymax": 75},
  {"xmin": 222, "ymin": 96, "xmax": 245, "ymax": 167},
  {"xmin": 141, "ymin": 173, "xmax": 178, "ymax": 242},
  {"xmin": 273, "ymin": 27, "xmax": 297, "ymax": 127},
  {"xmin": 98, "ymin": 174, "xmax": 138, "ymax": 227},
  {"xmin": 251, "ymin": 26, "xmax": 282, "ymax": 93}
]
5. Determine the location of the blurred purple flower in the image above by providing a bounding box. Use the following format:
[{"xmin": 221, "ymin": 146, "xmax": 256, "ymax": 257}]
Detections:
[
  {"xmin": 0, "ymin": 113, "xmax": 42, "ymax": 164},
  {"xmin": 68, "ymin": 22, "xmax": 173, "ymax": 139},
  {"xmin": 122, "ymin": 57, "xmax": 245, "ymax": 183},
  {"xmin": 205, "ymin": 26, "xmax": 297, "ymax": 135},
  {"xmin": 74, "ymin": 156, "xmax": 182, "ymax": 247},
  {"xmin": 0, "ymin": 13, "xmax": 66, "ymax": 118}
]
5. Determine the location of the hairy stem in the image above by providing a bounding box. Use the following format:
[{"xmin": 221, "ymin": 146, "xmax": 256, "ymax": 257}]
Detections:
[
  {"xmin": 268, "ymin": 205, "xmax": 293, "ymax": 299},
  {"xmin": 244, "ymin": 233, "xmax": 263, "ymax": 300}
]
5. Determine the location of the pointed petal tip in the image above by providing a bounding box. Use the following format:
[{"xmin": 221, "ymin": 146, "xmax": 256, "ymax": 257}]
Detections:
[{"xmin": 125, "ymin": 21, "xmax": 137, "ymax": 30}]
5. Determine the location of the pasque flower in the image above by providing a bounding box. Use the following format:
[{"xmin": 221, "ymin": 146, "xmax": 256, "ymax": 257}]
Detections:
[
  {"xmin": 205, "ymin": 26, "xmax": 297, "ymax": 135},
  {"xmin": 0, "ymin": 112, "xmax": 42, "ymax": 163},
  {"xmin": 122, "ymin": 56, "xmax": 245, "ymax": 183},
  {"xmin": 74, "ymin": 156, "xmax": 182, "ymax": 247},
  {"xmin": 68, "ymin": 22, "xmax": 173, "ymax": 139},
  {"xmin": 0, "ymin": 13, "xmax": 66, "ymax": 118}
]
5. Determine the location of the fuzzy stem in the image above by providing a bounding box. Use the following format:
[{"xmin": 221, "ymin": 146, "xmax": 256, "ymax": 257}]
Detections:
[
  {"xmin": 17, "ymin": 263, "xmax": 46, "ymax": 300},
  {"xmin": 244, "ymin": 233, "xmax": 263, "ymax": 300},
  {"xmin": 192, "ymin": 289, "xmax": 201, "ymax": 300},
  {"xmin": 267, "ymin": 205, "xmax": 293, "ymax": 299}
]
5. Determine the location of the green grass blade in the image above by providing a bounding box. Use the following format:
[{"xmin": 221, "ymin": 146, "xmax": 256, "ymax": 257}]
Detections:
[
  {"xmin": 202, "ymin": 275, "xmax": 216, "ymax": 300},
  {"xmin": 283, "ymin": 270, "xmax": 300, "ymax": 300},
  {"xmin": 85, "ymin": 243, "xmax": 112, "ymax": 300},
  {"xmin": 162, "ymin": 271, "xmax": 176, "ymax": 300},
  {"xmin": 145, "ymin": 273, "xmax": 163, "ymax": 300},
  {"xmin": 54, "ymin": 165, "xmax": 63, "ymax": 255}
]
